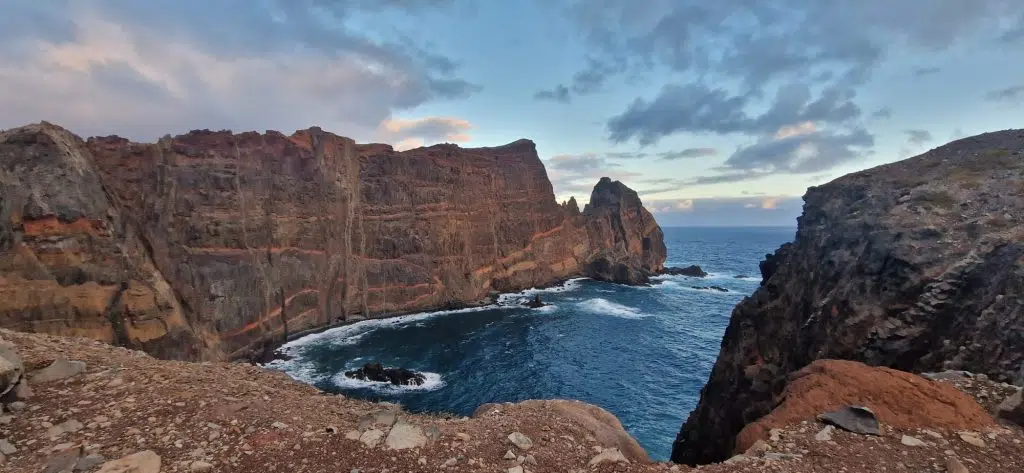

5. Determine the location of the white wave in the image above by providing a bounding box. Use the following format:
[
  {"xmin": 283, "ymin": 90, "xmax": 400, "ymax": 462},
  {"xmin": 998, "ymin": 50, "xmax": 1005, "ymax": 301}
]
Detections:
[
  {"xmin": 276, "ymin": 304, "xmax": 517, "ymax": 355},
  {"xmin": 495, "ymin": 277, "xmax": 586, "ymax": 305},
  {"xmin": 685, "ymin": 286, "xmax": 736, "ymax": 295},
  {"xmin": 332, "ymin": 370, "xmax": 445, "ymax": 392},
  {"xmin": 534, "ymin": 304, "xmax": 558, "ymax": 313},
  {"xmin": 705, "ymin": 272, "xmax": 759, "ymax": 282},
  {"xmin": 576, "ymin": 298, "xmax": 649, "ymax": 319}
]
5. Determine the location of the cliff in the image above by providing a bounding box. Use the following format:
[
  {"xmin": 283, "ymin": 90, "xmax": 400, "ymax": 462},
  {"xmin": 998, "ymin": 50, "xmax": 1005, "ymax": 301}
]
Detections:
[
  {"xmin": 0, "ymin": 122, "xmax": 665, "ymax": 361},
  {"xmin": 672, "ymin": 129, "xmax": 1024, "ymax": 464}
]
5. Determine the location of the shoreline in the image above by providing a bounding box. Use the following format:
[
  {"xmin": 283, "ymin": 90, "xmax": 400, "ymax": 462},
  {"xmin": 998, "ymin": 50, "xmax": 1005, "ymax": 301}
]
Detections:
[{"xmin": 250, "ymin": 276, "xmax": 586, "ymax": 364}]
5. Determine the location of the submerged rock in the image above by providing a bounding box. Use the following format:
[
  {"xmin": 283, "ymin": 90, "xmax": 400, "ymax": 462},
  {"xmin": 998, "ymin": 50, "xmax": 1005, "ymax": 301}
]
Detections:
[
  {"xmin": 344, "ymin": 363, "xmax": 425, "ymax": 386},
  {"xmin": 691, "ymin": 286, "xmax": 729, "ymax": 293},
  {"xmin": 523, "ymin": 295, "xmax": 547, "ymax": 308},
  {"xmin": 661, "ymin": 265, "xmax": 708, "ymax": 277}
]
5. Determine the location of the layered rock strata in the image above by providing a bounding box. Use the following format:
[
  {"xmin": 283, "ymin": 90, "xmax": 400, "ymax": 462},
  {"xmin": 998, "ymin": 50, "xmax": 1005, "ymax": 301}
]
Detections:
[{"xmin": 0, "ymin": 122, "xmax": 665, "ymax": 361}]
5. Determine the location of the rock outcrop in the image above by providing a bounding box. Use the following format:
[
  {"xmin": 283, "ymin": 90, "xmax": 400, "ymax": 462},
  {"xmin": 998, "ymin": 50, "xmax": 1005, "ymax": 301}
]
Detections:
[
  {"xmin": 672, "ymin": 129, "xmax": 1024, "ymax": 464},
  {"xmin": 582, "ymin": 177, "xmax": 666, "ymax": 285},
  {"xmin": 0, "ymin": 122, "xmax": 665, "ymax": 361}
]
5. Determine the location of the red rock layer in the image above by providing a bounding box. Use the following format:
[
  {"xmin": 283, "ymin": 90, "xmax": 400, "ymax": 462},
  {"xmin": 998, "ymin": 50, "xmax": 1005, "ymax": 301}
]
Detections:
[
  {"xmin": 734, "ymin": 360, "xmax": 995, "ymax": 453},
  {"xmin": 0, "ymin": 122, "xmax": 665, "ymax": 361}
]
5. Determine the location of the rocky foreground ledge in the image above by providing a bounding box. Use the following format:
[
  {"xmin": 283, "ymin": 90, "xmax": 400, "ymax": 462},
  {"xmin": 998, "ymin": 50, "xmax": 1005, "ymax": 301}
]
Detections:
[{"xmin": 2, "ymin": 329, "xmax": 1022, "ymax": 472}]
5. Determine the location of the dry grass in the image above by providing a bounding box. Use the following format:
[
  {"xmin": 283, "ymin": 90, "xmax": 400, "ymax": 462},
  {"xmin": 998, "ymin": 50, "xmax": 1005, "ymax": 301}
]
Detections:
[{"xmin": 913, "ymin": 189, "xmax": 958, "ymax": 209}]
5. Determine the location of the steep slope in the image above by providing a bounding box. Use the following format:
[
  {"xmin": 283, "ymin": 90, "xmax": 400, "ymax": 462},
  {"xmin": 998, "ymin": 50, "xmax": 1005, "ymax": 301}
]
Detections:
[
  {"xmin": 672, "ymin": 129, "xmax": 1024, "ymax": 464},
  {"xmin": 0, "ymin": 122, "xmax": 665, "ymax": 361}
]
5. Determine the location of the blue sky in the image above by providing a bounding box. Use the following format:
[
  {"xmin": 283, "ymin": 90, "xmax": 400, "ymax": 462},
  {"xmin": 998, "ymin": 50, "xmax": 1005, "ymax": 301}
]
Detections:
[{"xmin": 2, "ymin": 1, "xmax": 1022, "ymax": 226}]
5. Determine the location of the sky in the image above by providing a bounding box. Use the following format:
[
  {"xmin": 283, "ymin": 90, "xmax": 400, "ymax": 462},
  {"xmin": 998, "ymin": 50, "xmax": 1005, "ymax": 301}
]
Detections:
[{"xmin": 2, "ymin": 1, "xmax": 1022, "ymax": 226}]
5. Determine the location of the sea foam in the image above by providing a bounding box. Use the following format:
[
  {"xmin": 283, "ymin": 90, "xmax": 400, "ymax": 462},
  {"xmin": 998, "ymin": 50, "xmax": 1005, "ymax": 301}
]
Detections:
[{"xmin": 576, "ymin": 298, "xmax": 649, "ymax": 319}]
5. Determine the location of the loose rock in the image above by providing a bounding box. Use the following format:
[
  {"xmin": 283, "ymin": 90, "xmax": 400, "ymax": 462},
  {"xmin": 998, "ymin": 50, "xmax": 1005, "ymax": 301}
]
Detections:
[
  {"xmin": 588, "ymin": 448, "xmax": 629, "ymax": 466},
  {"xmin": 957, "ymin": 431, "xmax": 986, "ymax": 448},
  {"xmin": 901, "ymin": 435, "xmax": 926, "ymax": 447},
  {"xmin": 817, "ymin": 406, "xmax": 880, "ymax": 435},
  {"xmin": 31, "ymin": 360, "xmax": 87, "ymax": 384},
  {"xmin": 814, "ymin": 425, "xmax": 834, "ymax": 442},
  {"xmin": 384, "ymin": 421, "xmax": 426, "ymax": 450},
  {"xmin": 946, "ymin": 457, "xmax": 970, "ymax": 473},
  {"xmin": 508, "ymin": 432, "xmax": 533, "ymax": 450},
  {"xmin": 359, "ymin": 429, "xmax": 385, "ymax": 448},
  {"xmin": 96, "ymin": 450, "xmax": 160, "ymax": 473},
  {"xmin": 190, "ymin": 460, "xmax": 214, "ymax": 472}
]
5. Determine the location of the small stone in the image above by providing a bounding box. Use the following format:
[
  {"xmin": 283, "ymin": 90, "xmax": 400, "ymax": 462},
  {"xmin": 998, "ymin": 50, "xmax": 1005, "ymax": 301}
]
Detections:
[
  {"xmin": 901, "ymin": 435, "xmax": 926, "ymax": 447},
  {"xmin": 724, "ymin": 454, "xmax": 753, "ymax": 464},
  {"xmin": 12, "ymin": 379, "xmax": 33, "ymax": 400},
  {"xmin": 507, "ymin": 432, "xmax": 533, "ymax": 450},
  {"xmin": 373, "ymin": 411, "xmax": 398, "ymax": 427},
  {"xmin": 107, "ymin": 378, "xmax": 124, "ymax": 388},
  {"xmin": 47, "ymin": 419, "xmax": 84, "ymax": 438},
  {"xmin": 516, "ymin": 455, "xmax": 524, "ymax": 464},
  {"xmin": 957, "ymin": 431, "xmax": 986, "ymax": 448},
  {"xmin": 769, "ymin": 428, "xmax": 783, "ymax": 442},
  {"xmin": 922, "ymin": 429, "xmax": 943, "ymax": 439},
  {"xmin": 814, "ymin": 425, "xmax": 834, "ymax": 442},
  {"xmin": 946, "ymin": 457, "xmax": 970, "ymax": 473},
  {"xmin": 524, "ymin": 454, "xmax": 537, "ymax": 465},
  {"xmin": 418, "ymin": 457, "xmax": 427, "ymax": 465},
  {"xmin": 504, "ymin": 450, "xmax": 516, "ymax": 460},
  {"xmin": 442, "ymin": 458, "xmax": 457, "ymax": 467},
  {"xmin": 271, "ymin": 421, "xmax": 288, "ymax": 430},
  {"xmin": 507, "ymin": 467, "xmax": 524, "ymax": 473},
  {"xmin": 0, "ymin": 439, "xmax": 15, "ymax": 455},
  {"xmin": 455, "ymin": 432, "xmax": 471, "ymax": 442},
  {"xmin": 745, "ymin": 439, "xmax": 770, "ymax": 456},
  {"xmin": 0, "ymin": 416, "xmax": 11, "ymax": 425},
  {"xmin": 764, "ymin": 453, "xmax": 803, "ymax": 461},
  {"xmin": 7, "ymin": 401, "xmax": 26, "ymax": 412},
  {"xmin": 31, "ymin": 360, "xmax": 87, "ymax": 384},
  {"xmin": 74, "ymin": 454, "xmax": 106, "ymax": 471},
  {"xmin": 359, "ymin": 429, "xmax": 385, "ymax": 448},
  {"xmin": 344, "ymin": 430, "xmax": 361, "ymax": 441},
  {"xmin": 96, "ymin": 450, "xmax": 160, "ymax": 473},
  {"xmin": 588, "ymin": 448, "xmax": 629, "ymax": 466},
  {"xmin": 44, "ymin": 445, "xmax": 83, "ymax": 473},
  {"xmin": 190, "ymin": 460, "xmax": 214, "ymax": 472}
]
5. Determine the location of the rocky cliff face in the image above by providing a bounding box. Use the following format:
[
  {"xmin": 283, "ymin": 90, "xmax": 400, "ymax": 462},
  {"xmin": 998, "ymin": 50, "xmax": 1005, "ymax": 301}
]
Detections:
[
  {"xmin": 0, "ymin": 122, "xmax": 665, "ymax": 361},
  {"xmin": 672, "ymin": 129, "xmax": 1024, "ymax": 464}
]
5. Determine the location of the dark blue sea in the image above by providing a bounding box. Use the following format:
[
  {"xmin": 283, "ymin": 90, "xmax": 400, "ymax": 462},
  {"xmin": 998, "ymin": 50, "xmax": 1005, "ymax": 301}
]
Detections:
[{"xmin": 267, "ymin": 226, "xmax": 794, "ymax": 460}]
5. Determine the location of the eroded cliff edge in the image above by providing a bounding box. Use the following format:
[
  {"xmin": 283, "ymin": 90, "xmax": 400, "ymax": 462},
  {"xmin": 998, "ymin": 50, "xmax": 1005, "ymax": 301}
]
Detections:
[
  {"xmin": 672, "ymin": 129, "xmax": 1024, "ymax": 464},
  {"xmin": 0, "ymin": 122, "xmax": 665, "ymax": 361}
]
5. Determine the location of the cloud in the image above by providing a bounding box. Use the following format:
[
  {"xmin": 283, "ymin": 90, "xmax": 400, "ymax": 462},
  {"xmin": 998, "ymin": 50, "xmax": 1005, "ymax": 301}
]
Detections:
[
  {"xmin": 551, "ymin": 1, "xmax": 1018, "ymax": 103},
  {"xmin": 545, "ymin": 153, "xmax": 643, "ymax": 201},
  {"xmin": 912, "ymin": 66, "xmax": 942, "ymax": 76},
  {"xmin": 870, "ymin": 107, "xmax": 893, "ymax": 119},
  {"xmin": 376, "ymin": 116, "xmax": 473, "ymax": 149},
  {"xmin": 645, "ymin": 196, "xmax": 804, "ymax": 226},
  {"xmin": 607, "ymin": 83, "xmax": 861, "ymax": 146},
  {"xmin": 903, "ymin": 129, "xmax": 933, "ymax": 145},
  {"xmin": 985, "ymin": 85, "xmax": 1024, "ymax": 103},
  {"xmin": 534, "ymin": 85, "xmax": 571, "ymax": 103},
  {"xmin": 659, "ymin": 148, "xmax": 718, "ymax": 160},
  {"xmin": 0, "ymin": 0, "xmax": 478, "ymax": 140}
]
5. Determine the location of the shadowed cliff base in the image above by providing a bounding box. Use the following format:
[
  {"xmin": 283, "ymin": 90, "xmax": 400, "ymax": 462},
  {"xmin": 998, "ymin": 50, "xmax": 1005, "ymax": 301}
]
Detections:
[
  {"xmin": 672, "ymin": 129, "xmax": 1024, "ymax": 465},
  {"xmin": 0, "ymin": 122, "xmax": 664, "ymax": 362}
]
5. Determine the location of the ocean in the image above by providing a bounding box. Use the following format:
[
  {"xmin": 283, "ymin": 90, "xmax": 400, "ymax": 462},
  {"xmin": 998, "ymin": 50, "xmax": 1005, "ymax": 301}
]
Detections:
[{"xmin": 267, "ymin": 226, "xmax": 795, "ymax": 460}]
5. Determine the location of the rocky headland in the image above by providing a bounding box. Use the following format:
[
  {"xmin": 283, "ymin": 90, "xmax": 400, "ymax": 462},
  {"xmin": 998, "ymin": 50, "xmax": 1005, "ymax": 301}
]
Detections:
[
  {"xmin": 672, "ymin": 129, "xmax": 1024, "ymax": 465},
  {"xmin": 0, "ymin": 122, "xmax": 665, "ymax": 363}
]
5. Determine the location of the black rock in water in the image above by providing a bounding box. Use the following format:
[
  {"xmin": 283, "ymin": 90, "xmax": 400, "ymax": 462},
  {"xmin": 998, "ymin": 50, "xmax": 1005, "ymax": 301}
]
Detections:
[
  {"xmin": 524, "ymin": 294, "xmax": 547, "ymax": 308},
  {"xmin": 345, "ymin": 362, "xmax": 426, "ymax": 386},
  {"xmin": 734, "ymin": 275, "xmax": 750, "ymax": 279},
  {"xmin": 692, "ymin": 286, "xmax": 729, "ymax": 293},
  {"xmin": 662, "ymin": 265, "xmax": 708, "ymax": 277}
]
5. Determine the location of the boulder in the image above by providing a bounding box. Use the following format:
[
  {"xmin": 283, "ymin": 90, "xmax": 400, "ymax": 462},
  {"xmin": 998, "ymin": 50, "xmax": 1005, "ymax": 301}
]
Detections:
[
  {"xmin": 384, "ymin": 421, "xmax": 427, "ymax": 450},
  {"xmin": 344, "ymin": 363, "xmax": 425, "ymax": 386},
  {"xmin": 523, "ymin": 295, "xmax": 547, "ymax": 308},
  {"xmin": 661, "ymin": 265, "xmax": 708, "ymax": 277},
  {"xmin": 996, "ymin": 389, "xmax": 1023, "ymax": 426},
  {"xmin": 31, "ymin": 360, "xmax": 87, "ymax": 384},
  {"xmin": 96, "ymin": 450, "xmax": 160, "ymax": 473},
  {"xmin": 818, "ymin": 406, "xmax": 881, "ymax": 436},
  {"xmin": 0, "ymin": 342, "xmax": 23, "ymax": 397}
]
